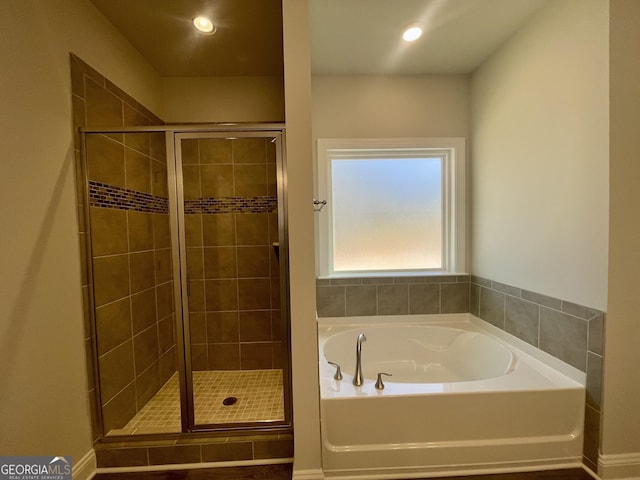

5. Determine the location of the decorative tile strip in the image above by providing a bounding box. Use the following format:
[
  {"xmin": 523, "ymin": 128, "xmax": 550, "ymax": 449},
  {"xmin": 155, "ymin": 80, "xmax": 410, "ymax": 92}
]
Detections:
[
  {"xmin": 89, "ymin": 181, "xmax": 169, "ymax": 214},
  {"xmin": 184, "ymin": 196, "xmax": 277, "ymax": 214}
]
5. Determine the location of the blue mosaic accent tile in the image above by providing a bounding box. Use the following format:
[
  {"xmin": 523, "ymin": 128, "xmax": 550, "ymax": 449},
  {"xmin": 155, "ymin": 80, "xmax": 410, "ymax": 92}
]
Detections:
[
  {"xmin": 184, "ymin": 196, "xmax": 277, "ymax": 214},
  {"xmin": 89, "ymin": 181, "xmax": 168, "ymax": 214}
]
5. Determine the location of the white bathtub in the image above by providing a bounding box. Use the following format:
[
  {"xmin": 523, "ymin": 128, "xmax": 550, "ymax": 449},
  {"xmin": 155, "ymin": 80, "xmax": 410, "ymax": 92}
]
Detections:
[{"xmin": 318, "ymin": 313, "xmax": 586, "ymax": 478}]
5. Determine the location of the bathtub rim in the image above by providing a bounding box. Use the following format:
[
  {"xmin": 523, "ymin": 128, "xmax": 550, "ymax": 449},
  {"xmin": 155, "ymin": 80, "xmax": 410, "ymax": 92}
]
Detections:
[{"xmin": 317, "ymin": 313, "xmax": 585, "ymax": 401}]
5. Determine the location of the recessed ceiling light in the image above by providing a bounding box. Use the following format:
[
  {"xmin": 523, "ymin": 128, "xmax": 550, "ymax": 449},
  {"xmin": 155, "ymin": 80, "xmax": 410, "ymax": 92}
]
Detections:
[
  {"xmin": 193, "ymin": 16, "xmax": 216, "ymax": 35},
  {"xmin": 402, "ymin": 26, "xmax": 423, "ymax": 42}
]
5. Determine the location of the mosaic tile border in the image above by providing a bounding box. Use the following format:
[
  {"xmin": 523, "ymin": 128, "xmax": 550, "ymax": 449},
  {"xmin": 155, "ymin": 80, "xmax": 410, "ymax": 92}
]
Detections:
[
  {"xmin": 89, "ymin": 181, "xmax": 169, "ymax": 214},
  {"xmin": 185, "ymin": 196, "xmax": 277, "ymax": 215}
]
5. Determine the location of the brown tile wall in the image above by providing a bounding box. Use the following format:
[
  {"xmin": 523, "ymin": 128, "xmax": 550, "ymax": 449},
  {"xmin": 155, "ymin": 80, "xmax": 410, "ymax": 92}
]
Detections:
[
  {"xmin": 181, "ymin": 138, "xmax": 285, "ymax": 371},
  {"xmin": 71, "ymin": 54, "xmax": 176, "ymax": 436},
  {"xmin": 94, "ymin": 434, "xmax": 293, "ymax": 467}
]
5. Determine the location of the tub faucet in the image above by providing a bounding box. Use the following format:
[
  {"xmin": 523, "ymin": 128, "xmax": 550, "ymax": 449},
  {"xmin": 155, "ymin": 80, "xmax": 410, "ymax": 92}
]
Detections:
[{"xmin": 353, "ymin": 333, "xmax": 367, "ymax": 386}]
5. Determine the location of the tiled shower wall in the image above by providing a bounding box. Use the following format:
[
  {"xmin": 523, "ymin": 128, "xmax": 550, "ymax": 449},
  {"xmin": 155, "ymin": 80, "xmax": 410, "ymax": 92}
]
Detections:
[
  {"xmin": 86, "ymin": 132, "xmax": 177, "ymax": 433},
  {"xmin": 315, "ymin": 273, "xmax": 604, "ymax": 470},
  {"xmin": 181, "ymin": 137, "xmax": 286, "ymax": 371},
  {"xmin": 71, "ymin": 54, "xmax": 176, "ymax": 435},
  {"xmin": 72, "ymin": 54, "xmax": 293, "ymax": 466}
]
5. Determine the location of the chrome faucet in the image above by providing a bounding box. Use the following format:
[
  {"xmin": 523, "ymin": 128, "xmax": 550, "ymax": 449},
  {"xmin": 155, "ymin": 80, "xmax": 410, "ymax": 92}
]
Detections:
[{"xmin": 353, "ymin": 333, "xmax": 367, "ymax": 386}]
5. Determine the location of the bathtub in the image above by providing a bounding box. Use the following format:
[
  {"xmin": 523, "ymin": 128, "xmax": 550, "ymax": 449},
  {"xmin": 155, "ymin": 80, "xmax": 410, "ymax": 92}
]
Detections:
[{"xmin": 318, "ymin": 313, "xmax": 586, "ymax": 478}]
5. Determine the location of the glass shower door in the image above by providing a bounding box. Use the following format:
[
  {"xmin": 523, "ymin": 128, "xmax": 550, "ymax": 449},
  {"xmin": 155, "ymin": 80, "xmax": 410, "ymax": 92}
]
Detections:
[{"xmin": 175, "ymin": 131, "xmax": 288, "ymax": 430}]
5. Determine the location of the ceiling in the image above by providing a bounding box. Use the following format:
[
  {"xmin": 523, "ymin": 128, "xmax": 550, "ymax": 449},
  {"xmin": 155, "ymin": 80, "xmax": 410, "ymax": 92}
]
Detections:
[
  {"xmin": 310, "ymin": 0, "xmax": 549, "ymax": 75},
  {"xmin": 89, "ymin": 0, "xmax": 284, "ymax": 76},
  {"xmin": 90, "ymin": 0, "xmax": 549, "ymax": 77}
]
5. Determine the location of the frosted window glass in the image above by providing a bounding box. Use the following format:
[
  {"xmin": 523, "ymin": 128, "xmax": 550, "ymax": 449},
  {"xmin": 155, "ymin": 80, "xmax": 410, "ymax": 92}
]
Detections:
[{"xmin": 331, "ymin": 158, "xmax": 442, "ymax": 272}]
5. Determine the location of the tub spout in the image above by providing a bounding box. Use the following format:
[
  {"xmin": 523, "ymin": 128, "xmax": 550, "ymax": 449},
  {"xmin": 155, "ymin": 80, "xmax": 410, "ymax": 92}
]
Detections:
[{"xmin": 353, "ymin": 333, "xmax": 367, "ymax": 386}]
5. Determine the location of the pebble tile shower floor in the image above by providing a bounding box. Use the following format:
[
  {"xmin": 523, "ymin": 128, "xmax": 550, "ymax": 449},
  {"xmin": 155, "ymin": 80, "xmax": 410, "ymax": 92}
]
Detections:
[{"xmin": 108, "ymin": 370, "xmax": 284, "ymax": 435}]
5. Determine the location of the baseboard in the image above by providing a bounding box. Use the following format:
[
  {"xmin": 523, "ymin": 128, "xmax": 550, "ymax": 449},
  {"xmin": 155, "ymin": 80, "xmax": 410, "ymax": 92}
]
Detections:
[
  {"xmin": 599, "ymin": 452, "xmax": 640, "ymax": 479},
  {"xmin": 73, "ymin": 450, "xmax": 96, "ymax": 480},
  {"xmin": 293, "ymin": 468, "xmax": 325, "ymax": 480}
]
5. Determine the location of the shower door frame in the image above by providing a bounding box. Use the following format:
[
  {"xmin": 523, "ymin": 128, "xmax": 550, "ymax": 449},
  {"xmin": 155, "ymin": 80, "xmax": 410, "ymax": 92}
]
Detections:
[
  {"xmin": 81, "ymin": 123, "xmax": 292, "ymax": 439},
  {"xmin": 170, "ymin": 126, "xmax": 291, "ymax": 432}
]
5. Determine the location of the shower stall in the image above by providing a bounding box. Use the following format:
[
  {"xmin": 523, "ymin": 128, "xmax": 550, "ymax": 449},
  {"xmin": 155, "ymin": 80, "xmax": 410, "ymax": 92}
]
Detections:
[{"xmin": 81, "ymin": 124, "xmax": 291, "ymax": 437}]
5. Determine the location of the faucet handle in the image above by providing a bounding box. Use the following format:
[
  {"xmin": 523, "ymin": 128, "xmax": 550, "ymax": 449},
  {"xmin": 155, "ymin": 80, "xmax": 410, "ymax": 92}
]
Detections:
[
  {"xmin": 375, "ymin": 372, "xmax": 392, "ymax": 390},
  {"xmin": 327, "ymin": 361, "xmax": 343, "ymax": 381}
]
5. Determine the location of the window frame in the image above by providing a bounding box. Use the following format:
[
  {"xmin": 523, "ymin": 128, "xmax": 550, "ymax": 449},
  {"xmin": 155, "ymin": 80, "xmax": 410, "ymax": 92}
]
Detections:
[{"xmin": 316, "ymin": 137, "xmax": 466, "ymax": 278}]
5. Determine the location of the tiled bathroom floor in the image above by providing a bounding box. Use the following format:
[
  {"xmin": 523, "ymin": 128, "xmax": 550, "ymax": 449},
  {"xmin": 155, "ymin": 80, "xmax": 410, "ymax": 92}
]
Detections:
[{"xmin": 108, "ymin": 369, "xmax": 284, "ymax": 436}]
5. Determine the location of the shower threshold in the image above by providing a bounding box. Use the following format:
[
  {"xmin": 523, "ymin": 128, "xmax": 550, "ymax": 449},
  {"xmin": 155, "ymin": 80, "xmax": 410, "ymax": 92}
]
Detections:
[{"xmin": 108, "ymin": 369, "xmax": 284, "ymax": 436}]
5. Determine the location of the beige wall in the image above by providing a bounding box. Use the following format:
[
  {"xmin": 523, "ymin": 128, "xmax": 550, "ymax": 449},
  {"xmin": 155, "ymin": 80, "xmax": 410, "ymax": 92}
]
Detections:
[
  {"xmin": 602, "ymin": 0, "xmax": 640, "ymax": 475},
  {"xmin": 163, "ymin": 76, "xmax": 285, "ymax": 123},
  {"xmin": 0, "ymin": 0, "xmax": 162, "ymax": 468},
  {"xmin": 312, "ymin": 75, "xmax": 469, "ymax": 139},
  {"xmin": 282, "ymin": 0, "xmax": 323, "ymax": 477},
  {"xmin": 311, "ymin": 75, "xmax": 470, "ymax": 274},
  {"xmin": 470, "ymin": 0, "xmax": 609, "ymax": 311}
]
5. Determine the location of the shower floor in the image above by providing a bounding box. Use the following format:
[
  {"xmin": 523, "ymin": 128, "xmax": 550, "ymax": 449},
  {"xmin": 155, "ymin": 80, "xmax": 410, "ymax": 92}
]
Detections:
[{"xmin": 108, "ymin": 369, "xmax": 284, "ymax": 436}]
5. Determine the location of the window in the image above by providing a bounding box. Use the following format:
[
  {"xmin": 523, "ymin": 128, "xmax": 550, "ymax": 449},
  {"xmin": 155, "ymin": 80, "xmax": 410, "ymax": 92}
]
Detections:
[{"xmin": 316, "ymin": 137, "xmax": 466, "ymax": 277}]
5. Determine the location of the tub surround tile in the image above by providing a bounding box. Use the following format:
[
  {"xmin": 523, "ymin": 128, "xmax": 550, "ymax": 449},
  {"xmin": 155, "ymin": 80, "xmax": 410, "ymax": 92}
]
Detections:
[
  {"xmin": 583, "ymin": 404, "xmax": 600, "ymax": 469},
  {"xmin": 470, "ymin": 283, "xmax": 480, "ymax": 317},
  {"xmin": 361, "ymin": 277, "xmax": 393, "ymax": 285},
  {"xmin": 425, "ymin": 275, "xmax": 458, "ymax": 284},
  {"xmin": 539, "ymin": 307, "xmax": 588, "ymax": 371},
  {"xmin": 441, "ymin": 283, "xmax": 470, "ymax": 313},
  {"xmin": 377, "ymin": 284, "xmax": 409, "ymax": 315},
  {"xmin": 586, "ymin": 352, "xmax": 603, "ymax": 410},
  {"xmin": 479, "ymin": 288, "xmax": 505, "ymax": 329},
  {"xmin": 316, "ymin": 275, "xmax": 471, "ymax": 318},
  {"xmin": 316, "ymin": 286, "xmax": 346, "ymax": 317},
  {"xmin": 505, "ymin": 296, "xmax": 539, "ymax": 347},
  {"xmin": 491, "ymin": 281, "xmax": 521, "ymax": 297},
  {"xmin": 521, "ymin": 288, "xmax": 563, "ymax": 310},
  {"xmin": 346, "ymin": 285, "xmax": 377, "ymax": 316},
  {"xmin": 562, "ymin": 301, "xmax": 601, "ymax": 320},
  {"xmin": 408, "ymin": 284, "xmax": 439, "ymax": 314},
  {"xmin": 588, "ymin": 313, "xmax": 604, "ymax": 355},
  {"xmin": 330, "ymin": 277, "xmax": 363, "ymax": 286},
  {"xmin": 469, "ymin": 275, "xmax": 491, "ymax": 287}
]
